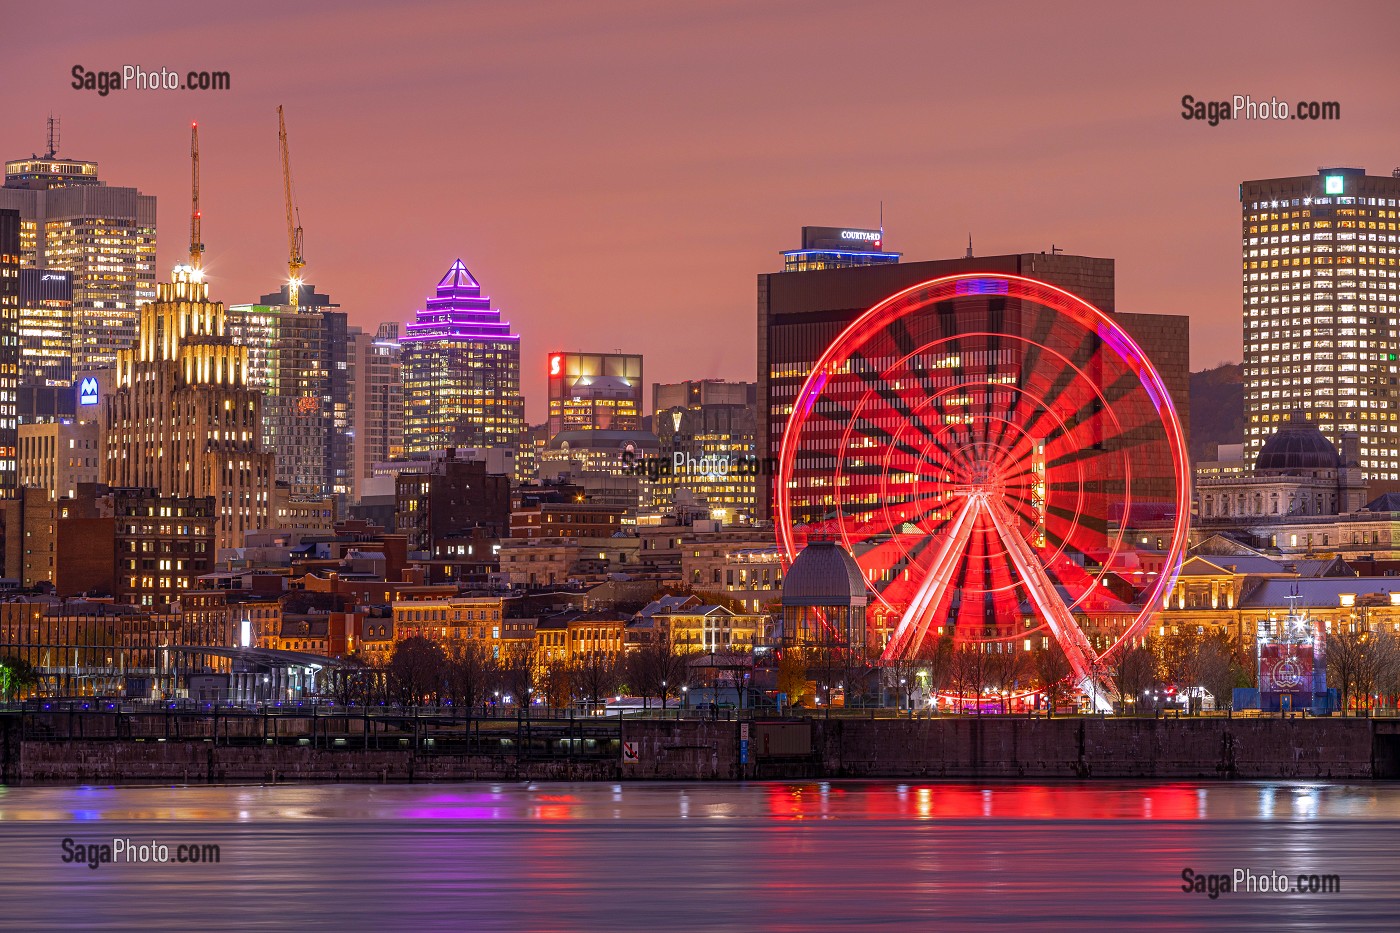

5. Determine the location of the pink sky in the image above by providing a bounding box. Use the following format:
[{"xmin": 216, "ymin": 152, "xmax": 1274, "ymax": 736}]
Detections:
[{"xmin": 8, "ymin": 0, "xmax": 1399, "ymax": 421}]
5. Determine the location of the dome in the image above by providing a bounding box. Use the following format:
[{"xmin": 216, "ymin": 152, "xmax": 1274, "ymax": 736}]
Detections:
[
  {"xmin": 1254, "ymin": 411, "xmax": 1339, "ymax": 473},
  {"xmin": 782, "ymin": 539, "xmax": 868, "ymax": 608}
]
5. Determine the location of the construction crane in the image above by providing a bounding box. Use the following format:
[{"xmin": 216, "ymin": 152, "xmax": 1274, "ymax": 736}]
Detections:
[
  {"xmin": 189, "ymin": 122, "xmax": 204, "ymax": 272},
  {"xmin": 278, "ymin": 105, "xmax": 305, "ymax": 308}
]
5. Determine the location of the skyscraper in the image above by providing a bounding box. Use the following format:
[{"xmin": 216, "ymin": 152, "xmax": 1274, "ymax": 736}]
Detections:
[
  {"xmin": 0, "ymin": 210, "xmax": 19, "ymax": 497},
  {"xmin": 1241, "ymin": 167, "xmax": 1400, "ymax": 480},
  {"xmin": 402, "ymin": 259, "xmax": 523, "ymax": 454},
  {"xmin": 0, "ymin": 150, "xmax": 157, "ymax": 370},
  {"xmin": 103, "ymin": 266, "xmax": 274, "ymax": 551},
  {"xmin": 17, "ymin": 268, "xmax": 73, "ymax": 388},
  {"xmin": 226, "ymin": 284, "xmax": 338, "ymax": 496},
  {"xmin": 348, "ymin": 322, "xmax": 404, "ymax": 500},
  {"xmin": 546, "ymin": 351, "xmax": 643, "ymax": 436},
  {"xmin": 652, "ymin": 380, "xmax": 758, "ymax": 522}
]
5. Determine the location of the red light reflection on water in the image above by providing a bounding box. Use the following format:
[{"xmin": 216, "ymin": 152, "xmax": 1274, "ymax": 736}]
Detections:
[{"xmin": 763, "ymin": 783, "xmax": 1209, "ymax": 821}]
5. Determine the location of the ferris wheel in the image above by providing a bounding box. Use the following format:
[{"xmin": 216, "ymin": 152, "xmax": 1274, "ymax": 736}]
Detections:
[{"xmin": 775, "ymin": 274, "xmax": 1190, "ymax": 691}]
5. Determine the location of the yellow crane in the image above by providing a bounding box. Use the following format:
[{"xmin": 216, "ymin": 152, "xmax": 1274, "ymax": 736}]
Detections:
[
  {"xmin": 189, "ymin": 122, "xmax": 203, "ymax": 272},
  {"xmin": 278, "ymin": 105, "xmax": 304, "ymax": 307}
]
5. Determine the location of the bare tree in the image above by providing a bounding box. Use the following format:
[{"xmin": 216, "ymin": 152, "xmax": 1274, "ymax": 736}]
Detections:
[
  {"xmin": 1107, "ymin": 644, "xmax": 1157, "ymax": 714},
  {"xmin": 986, "ymin": 646, "xmax": 1031, "ymax": 713},
  {"xmin": 627, "ymin": 629, "xmax": 692, "ymax": 709},
  {"xmin": 445, "ymin": 640, "xmax": 495, "ymax": 712},
  {"xmin": 388, "ymin": 637, "xmax": 447, "ymax": 706},
  {"xmin": 499, "ymin": 642, "xmax": 539, "ymax": 709},
  {"xmin": 948, "ymin": 643, "xmax": 989, "ymax": 712},
  {"xmin": 1033, "ymin": 645, "xmax": 1073, "ymax": 716},
  {"xmin": 574, "ymin": 651, "xmax": 624, "ymax": 712}
]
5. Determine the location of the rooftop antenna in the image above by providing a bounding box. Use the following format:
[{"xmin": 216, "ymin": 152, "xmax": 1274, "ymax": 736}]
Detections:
[
  {"xmin": 1050, "ymin": 243, "xmax": 1063, "ymax": 256},
  {"xmin": 189, "ymin": 122, "xmax": 204, "ymax": 271},
  {"xmin": 965, "ymin": 234, "xmax": 973, "ymax": 259},
  {"xmin": 44, "ymin": 115, "xmax": 60, "ymax": 159}
]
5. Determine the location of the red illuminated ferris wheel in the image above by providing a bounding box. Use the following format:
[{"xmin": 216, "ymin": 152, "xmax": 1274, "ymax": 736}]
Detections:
[{"xmin": 775, "ymin": 274, "xmax": 1190, "ymax": 690}]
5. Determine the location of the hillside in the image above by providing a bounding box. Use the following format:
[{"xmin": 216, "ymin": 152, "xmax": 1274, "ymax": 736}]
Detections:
[{"xmin": 1189, "ymin": 362, "xmax": 1244, "ymax": 464}]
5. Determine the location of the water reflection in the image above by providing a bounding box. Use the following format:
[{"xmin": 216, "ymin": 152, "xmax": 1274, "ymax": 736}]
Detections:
[{"xmin": 0, "ymin": 781, "xmax": 1396, "ymax": 930}]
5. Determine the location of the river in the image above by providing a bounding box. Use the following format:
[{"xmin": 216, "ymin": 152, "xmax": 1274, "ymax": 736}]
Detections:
[{"xmin": 0, "ymin": 781, "xmax": 1396, "ymax": 930}]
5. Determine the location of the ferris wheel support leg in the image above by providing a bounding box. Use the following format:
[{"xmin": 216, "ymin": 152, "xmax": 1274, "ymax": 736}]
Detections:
[
  {"xmin": 983, "ymin": 497, "xmax": 1099, "ymax": 688},
  {"xmin": 882, "ymin": 496, "xmax": 979, "ymax": 661}
]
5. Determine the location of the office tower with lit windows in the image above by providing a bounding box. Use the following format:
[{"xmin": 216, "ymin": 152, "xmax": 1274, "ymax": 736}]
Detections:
[
  {"xmin": 402, "ymin": 260, "xmax": 523, "ymax": 454},
  {"xmin": 0, "ymin": 210, "xmax": 19, "ymax": 497},
  {"xmin": 348, "ymin": 322, "xmax": 404, "ymax": 500},
  {"xmin": 226, "ymin": 283, "xmax": 340, "ymax": 496},
  {"xmin": 102, "ymin": 266, "xmax": 274, "ymax": 552},
  {"xmin": 1242, "ymin": 168, "xmax": 1400, "ymax": 481},
  {"xmin": 0, "ymin": 152, "xmax": 157, "ymax": 370},
  {"xmin": 17, "ymin": 268, "xmax": 73, "ymax": 387},
  {"xmin": 652, "ymin": 380, "xmax": 759, "ymax": 522},
  {"xmin": 546, "ymin": 351, "xmax": 643, "ymax": 437}
]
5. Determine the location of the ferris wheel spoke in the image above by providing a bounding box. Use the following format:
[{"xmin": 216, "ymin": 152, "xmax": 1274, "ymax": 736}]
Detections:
[
  {"xmin": 882, "ymin": 495, "xmax": 979, "ymax": 661},
  {"xmin": 982, "ymin": 497, "xmax": 1097, "ymax": 685}
]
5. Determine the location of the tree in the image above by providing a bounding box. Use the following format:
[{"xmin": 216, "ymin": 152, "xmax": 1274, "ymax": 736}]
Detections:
[
  {"xmin": 387, "ymin": 637, "xmax": 447, "ymax": 706},
  {"xmin": 574, "ymin": 651, "xmax": 623, "ymax": 712},
  {"xmin": 1197, "ymin": 633, "xmax": 1240, "ymax": 712},
  {"xmin": 775, "ymin": 649, "xmax": 811, "ymax": 709},
  {"xmin": 1033, "ymin": 645, "xmax": 1073, "ymax": 716},
  {"xmin": 1330, "ymin": 628, "xmax": 1400, "ymax": 713},
  {"xmin": 986, "ymin": 646, "xmax": 1031, "ymax": 713},
  {"xmin": 0, "ymin": 654, "xmax": 38, "ymax": 701},
  {"xmin": 628, "ymin": 629, "xmax": 692, "ymax": 708},
  {"xmin": 1107, "ymin": 644, "xmax": 1157, "ymax": 714},
  {"xmin": 1326, "ymin": 628, "xmax": 1366, "ymax": 713},
  {"xmin": 948, "ymin": 644, "xmax": 989, "ymax": 711},
  {"xmin": 445, "ymin": 640, "xmax": 494, "ymax": 711},
  {"xmin": 499, "ymin": 642, "xmax": 539, "ymax": 709}
]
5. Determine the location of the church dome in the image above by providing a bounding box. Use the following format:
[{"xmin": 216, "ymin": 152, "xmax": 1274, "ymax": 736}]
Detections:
[
  {"xmin": 1254, "ymin": 411, "xmax": 1340, "ymax": 473},
  {"xmin": 782, "ymin": 539, "xmax": 868, "ymax": 608}
]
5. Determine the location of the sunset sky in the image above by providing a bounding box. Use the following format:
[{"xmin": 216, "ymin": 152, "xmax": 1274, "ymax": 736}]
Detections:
[{"xmin": 9, "ymin": 0, "xmax": 1399, "ymax": 421}]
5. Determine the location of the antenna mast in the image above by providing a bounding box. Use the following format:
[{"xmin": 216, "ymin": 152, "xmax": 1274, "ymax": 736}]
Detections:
[
  {"xmin": 45, "ymin": 115, "xmax": 60, "ymax": 159},
  {"xmin": 189, "ymin": 122, "xmax": 204, "ymax": 271},
  {"xmin": 278, "ymin": 105, "xmax": 305, "ymax": 308}
]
